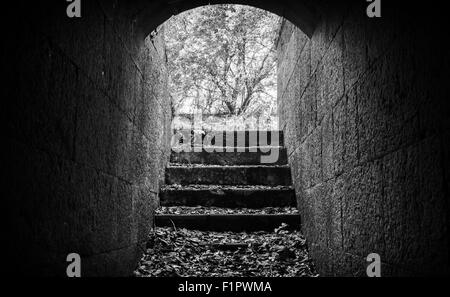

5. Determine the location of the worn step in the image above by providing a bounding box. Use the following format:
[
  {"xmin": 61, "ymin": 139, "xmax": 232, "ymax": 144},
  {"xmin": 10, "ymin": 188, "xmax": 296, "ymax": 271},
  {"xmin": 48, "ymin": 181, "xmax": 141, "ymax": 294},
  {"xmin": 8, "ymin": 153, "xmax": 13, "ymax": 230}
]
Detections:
[
  {"xmin": 155, "ymin": 214, "xmax": 301, "ymax": 232},
  {"xmin": 157, "ymin": 206, "xmax": 298, "ymax": 215},
  {"xmin": 170, "ymin": 148, "xmax": 288, "ymax": 165},
  {"xmin": 173, "ymin": 130, "xmax": 284, "ymax": 147},
  {"xmin": 165, "ymin": 165, "xmax": 292, "ymax": 186},
  {"xmin": 160, "ymin": 185, "xmax": 296, "ymax": 208}
]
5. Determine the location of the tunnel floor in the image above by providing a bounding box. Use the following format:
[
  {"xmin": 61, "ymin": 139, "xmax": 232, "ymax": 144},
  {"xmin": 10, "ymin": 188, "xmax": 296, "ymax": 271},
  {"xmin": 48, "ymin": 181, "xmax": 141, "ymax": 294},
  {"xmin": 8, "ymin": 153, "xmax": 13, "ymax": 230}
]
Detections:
[
  {"xmin": 134, "ymin": 224, "xmax": 316, "ymax": 277},
  {"xmin": 134, "ymin": 130, "xmax": 316, "ymax": 277}
]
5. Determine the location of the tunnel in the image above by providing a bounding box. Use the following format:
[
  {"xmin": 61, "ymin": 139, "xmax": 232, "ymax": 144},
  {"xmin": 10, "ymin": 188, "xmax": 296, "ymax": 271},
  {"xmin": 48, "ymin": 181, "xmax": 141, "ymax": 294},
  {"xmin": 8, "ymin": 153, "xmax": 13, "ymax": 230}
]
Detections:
[{"xmin": 3, "ymin": 0, "xmax": 449, "ymax": 277}]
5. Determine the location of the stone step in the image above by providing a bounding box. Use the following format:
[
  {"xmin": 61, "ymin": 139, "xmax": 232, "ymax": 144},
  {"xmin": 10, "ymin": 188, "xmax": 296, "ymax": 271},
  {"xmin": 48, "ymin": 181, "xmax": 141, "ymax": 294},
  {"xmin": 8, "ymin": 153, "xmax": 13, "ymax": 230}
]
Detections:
[
  {"xmin": 170, "ymin": 148, "xmax": 288, "ymax": 165},
  {"xmin": 165, "ymin": 165, "xmax": 292, "ymax": 186},
  {"xmin": 173, "ymin": 130, "xmax": 284, "ymax": 147},
  {"xmin": 160, "ymin": 185, "xmax": 296, "ymax": 208},
  {"xmin": 155, "ymin": 214, "xmax": 301, "ymax": 232}
]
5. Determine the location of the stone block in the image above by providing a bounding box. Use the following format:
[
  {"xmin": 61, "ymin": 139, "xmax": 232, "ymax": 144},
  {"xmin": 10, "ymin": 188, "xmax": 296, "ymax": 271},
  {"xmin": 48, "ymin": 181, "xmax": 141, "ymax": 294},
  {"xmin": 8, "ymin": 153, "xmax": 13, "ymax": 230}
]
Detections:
[
  {"xmin": 322, "ymin": 113, "xmax": 334, "ymax": 181},
  {"xmin": 302, "ymin": 74, "xmax": 317, "ymax": 139},
  {"xmin": 332, "ymin": 97, "xmax": 345, "ymax": 176},
  {"xmin": 343, "ymin": 9, "xmax": 367, "ymax": 92},
  {"xmin": 317, "ymin": 29, "xmax": 344, "ymax": 123},
  {"xmin": 341, "ymin": 161, "xmax": 384, "ymax": 268},
  {"xmin": 344, "ymin": 89, "xmax": 359, "ymax": 170},
  {"xmin": 298, "ymin": 41, "xmax": 311, "ymax": 95}
]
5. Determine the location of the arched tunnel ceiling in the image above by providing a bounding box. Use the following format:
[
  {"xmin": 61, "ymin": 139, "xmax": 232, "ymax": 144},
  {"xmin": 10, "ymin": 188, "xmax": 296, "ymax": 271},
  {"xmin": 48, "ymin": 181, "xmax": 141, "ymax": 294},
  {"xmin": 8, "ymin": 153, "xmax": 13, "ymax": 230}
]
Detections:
[{"xmin": 133, "ymin": 0, "xmax": 320, "ymax": 39}]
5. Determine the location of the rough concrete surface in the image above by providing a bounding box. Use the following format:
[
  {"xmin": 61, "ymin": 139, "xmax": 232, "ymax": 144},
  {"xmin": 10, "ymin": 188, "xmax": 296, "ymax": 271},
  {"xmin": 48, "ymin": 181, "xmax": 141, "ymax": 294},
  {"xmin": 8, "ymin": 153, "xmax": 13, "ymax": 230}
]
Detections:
[{"xmin": 277, "ymin": 1, "xmax": 449, "ymax": 276}]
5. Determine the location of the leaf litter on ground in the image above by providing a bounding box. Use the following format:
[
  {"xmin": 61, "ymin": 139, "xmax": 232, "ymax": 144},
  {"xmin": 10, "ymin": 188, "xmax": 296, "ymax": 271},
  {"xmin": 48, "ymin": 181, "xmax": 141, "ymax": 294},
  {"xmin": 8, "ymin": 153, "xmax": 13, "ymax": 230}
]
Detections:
[
  {"xmin": 156, "ymin": 206, "xmax": 299, "ymax": 215},
  {"xmin": 134, "ymin": 225, "xmax": 317, "ymax": 277}
]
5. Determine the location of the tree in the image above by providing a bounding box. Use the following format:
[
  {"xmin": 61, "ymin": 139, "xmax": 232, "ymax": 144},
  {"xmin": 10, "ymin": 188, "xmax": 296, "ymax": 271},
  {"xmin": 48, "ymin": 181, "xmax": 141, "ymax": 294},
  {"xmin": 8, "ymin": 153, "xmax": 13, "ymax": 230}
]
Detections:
[{"xmin": 165, "ymin": 5, "xmax": 280, "ymax": 119}]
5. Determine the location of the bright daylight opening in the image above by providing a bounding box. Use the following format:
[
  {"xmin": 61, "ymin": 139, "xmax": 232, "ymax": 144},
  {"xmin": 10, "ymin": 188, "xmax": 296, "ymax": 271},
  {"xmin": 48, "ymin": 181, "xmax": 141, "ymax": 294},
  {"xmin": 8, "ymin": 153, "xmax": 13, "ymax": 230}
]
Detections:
[{"xmin": 164, "ymin": 4, "xmax": 281, "ymax": 132}]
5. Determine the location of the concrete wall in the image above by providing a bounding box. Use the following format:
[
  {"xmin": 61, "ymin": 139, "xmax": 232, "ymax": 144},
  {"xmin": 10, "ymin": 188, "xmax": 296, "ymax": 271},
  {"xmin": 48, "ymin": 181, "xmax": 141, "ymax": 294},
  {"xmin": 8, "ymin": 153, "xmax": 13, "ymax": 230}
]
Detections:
[
  {"xmin": 277, "ymin": 1, "xmax": 449, "ymax": 276},
  {"xmin": 4, "ymin": 0, "xmax": 171, "ymax": 276}
]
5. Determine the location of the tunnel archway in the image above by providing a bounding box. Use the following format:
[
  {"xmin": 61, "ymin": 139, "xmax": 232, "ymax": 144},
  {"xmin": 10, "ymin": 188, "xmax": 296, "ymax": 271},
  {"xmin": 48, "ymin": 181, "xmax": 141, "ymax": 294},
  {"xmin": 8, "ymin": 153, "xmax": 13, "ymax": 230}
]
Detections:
[{"xmin": 134, "ymin": 0, "xmax": 319, "ymax": 39}]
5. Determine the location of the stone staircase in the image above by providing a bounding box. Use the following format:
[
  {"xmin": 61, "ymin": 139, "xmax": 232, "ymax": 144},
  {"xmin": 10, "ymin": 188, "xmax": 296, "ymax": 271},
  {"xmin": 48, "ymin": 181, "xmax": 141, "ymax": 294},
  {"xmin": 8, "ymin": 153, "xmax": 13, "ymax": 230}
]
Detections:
[{"xmin": 155, "ymin": 130, "xmax": 300, "ymax": 232}]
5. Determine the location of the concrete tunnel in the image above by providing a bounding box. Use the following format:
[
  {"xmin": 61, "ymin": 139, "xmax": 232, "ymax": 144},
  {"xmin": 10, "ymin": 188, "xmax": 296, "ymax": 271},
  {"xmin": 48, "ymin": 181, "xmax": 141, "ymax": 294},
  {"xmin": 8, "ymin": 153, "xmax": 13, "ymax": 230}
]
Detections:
[{"xmin": 3, "ymin": 0, "xmax": 449, "ymax": 277}]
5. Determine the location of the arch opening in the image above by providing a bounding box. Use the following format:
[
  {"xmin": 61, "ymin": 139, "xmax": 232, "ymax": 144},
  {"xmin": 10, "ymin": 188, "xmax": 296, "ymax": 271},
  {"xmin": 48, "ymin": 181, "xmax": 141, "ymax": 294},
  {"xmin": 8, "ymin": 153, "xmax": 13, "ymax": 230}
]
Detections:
[
  {"xmin": 165, "ymin": 4, "xmax": 281, "ymax": 132},
  {"xmin": 135, "ymin": 0, "xmax": 319, "ymax": 40}
]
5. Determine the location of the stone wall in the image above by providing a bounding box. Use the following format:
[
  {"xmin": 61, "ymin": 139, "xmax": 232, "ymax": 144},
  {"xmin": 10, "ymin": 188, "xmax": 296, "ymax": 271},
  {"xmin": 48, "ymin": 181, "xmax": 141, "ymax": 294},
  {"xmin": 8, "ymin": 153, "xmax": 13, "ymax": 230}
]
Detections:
[
  {"xmin": 277, "ymin": 1, "xmax": 449, "ymax": 276},
  {"xmin": 4, "ymin": 0, "xmax": 171, "ymax": 276}
]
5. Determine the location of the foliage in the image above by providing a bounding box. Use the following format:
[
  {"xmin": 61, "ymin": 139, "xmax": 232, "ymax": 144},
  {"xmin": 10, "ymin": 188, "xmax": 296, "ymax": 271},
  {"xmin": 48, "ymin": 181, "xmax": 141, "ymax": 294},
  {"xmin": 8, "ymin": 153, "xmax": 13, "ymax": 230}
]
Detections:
[
  {"xmin": 156, "ymin": 206, "xmax": 298, "ymax": 215},
  {"xmin": 134, "ymin": 226, "xmax": 317, "ymax": 277},
  {"xmin": 165, "ymin": 5, "xmax": 280, "ymax": 120}
]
